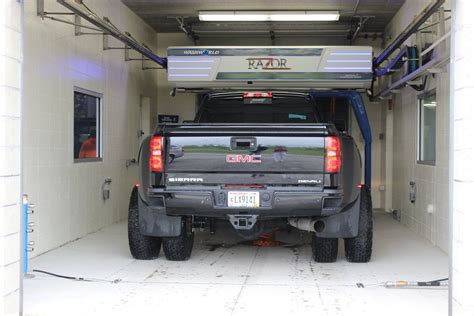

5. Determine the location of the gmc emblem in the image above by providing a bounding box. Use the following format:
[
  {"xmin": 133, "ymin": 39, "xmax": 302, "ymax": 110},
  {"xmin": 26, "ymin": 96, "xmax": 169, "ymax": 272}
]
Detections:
[{"xmin": 226, "ymin": 154, "xmax": 262, "ymax": 164}]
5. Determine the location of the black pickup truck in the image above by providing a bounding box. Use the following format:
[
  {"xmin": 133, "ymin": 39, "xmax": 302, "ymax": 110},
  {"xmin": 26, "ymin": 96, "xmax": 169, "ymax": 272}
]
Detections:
[{"xmin": 128, "ymin": 91, "xmax": 372, "ymax": 263}]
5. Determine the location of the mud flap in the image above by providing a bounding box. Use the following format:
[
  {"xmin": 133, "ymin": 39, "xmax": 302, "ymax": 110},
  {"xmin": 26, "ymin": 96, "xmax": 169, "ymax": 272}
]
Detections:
[
  {"xmin": 138, "ymin": 196, "xmax": 182, "ymax": 237},
  {"xmin": 314, "ymin": 194, "xmax": 361, "ymax": 238}
]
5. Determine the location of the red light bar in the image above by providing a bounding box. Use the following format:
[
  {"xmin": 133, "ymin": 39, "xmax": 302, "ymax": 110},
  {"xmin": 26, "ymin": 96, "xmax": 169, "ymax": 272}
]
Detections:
[
  {"xmin": 325, "ymin": 136, "xmax": 341, "ymax": 173},
  {"xmin": 243, "ymin": 92, "xmax": 273, "ymax": 98},
  {"xmin": 150, "ymin": 136, "xmax": 164, "ymax": 172}
]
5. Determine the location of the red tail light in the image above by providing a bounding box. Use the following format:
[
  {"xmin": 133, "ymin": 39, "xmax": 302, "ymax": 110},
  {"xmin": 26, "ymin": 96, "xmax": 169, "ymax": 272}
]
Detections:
[
  {"xmin": 150, "ymin": 136, "xmax": 163, "ymax": 172},
  {"xmin": 325, "ymin": 136, "xmax": 341, "ymax": 173},
  {"xmin": 243, "ymin": 92, "xmax": 272, "ymax": 98}
]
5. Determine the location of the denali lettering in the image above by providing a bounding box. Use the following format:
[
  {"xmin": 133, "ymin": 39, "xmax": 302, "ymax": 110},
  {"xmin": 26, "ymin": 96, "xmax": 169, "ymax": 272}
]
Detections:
[
  {"xmin": 247, "ymin": 58, "xmax": 290, "ymax": 70},
  {"xmin": 298, "ymin": 179, "xmax": 322, "ymax": 184},
  {"xmin": 226, "ymin": 154, "xmax": 262, "ymax": 164},
  {"xmin": 168, "ymin": 177, "xmax": 204, "ymax": 182}
]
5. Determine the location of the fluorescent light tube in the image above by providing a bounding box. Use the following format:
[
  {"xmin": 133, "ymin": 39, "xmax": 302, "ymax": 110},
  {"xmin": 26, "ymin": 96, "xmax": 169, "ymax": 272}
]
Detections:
[{"xmin": 199, "ymin": 11, "xmax": 340, "ymax": 22}]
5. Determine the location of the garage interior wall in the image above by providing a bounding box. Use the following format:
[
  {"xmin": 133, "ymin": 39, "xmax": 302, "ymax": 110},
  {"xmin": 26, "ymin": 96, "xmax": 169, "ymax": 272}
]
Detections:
[
  {"xmin": 22, "ymin": 0, "xmax": 158, "ymax": 257},
  {"xmin": 1, "ymin": 1, "xmax": 22, "ymax": 314},
  {"xmin": 385, "ymin": 0, "xmax": 451, "ymax": 252}
]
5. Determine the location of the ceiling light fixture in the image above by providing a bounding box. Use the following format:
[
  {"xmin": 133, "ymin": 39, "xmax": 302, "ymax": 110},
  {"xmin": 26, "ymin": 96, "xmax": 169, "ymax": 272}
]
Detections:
[{"xmin": 198, "ymin": 11, "xmax": 340, "ymax": 22}]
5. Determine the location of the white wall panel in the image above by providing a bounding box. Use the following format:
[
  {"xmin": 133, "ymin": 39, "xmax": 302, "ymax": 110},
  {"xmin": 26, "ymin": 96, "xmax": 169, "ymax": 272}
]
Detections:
[{"xmin": 23, "ymin": 0, "xmax": 158, "ymax": 258}]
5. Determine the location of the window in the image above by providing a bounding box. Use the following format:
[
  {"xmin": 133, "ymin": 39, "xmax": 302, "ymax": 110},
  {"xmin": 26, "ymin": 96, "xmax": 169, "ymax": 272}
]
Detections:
[
  {"xmin": 74, "ymin": 88, "xmax": 102, "ymax": 161},
  {"xmin": 197, "ymin": 95, "xmax": 320, "ymax": 123},
  {"xmin": 315, "ymin": 97, "xmax": 351, "ymax": 132},
  {"xmin": 418, "ymin": 91, "xmax": 436, "ymax": 164}
]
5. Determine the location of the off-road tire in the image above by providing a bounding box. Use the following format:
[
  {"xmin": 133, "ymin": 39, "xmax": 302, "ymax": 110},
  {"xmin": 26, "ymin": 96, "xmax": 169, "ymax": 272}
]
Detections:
[
  {"xmin": 162, "ymin": 217, "xmax": 194, "ymax": 261},
  {"xmin": 312, "ymin": 235, "xmax": 338, "ymax": 263},
  {"xmin": 128, "ymin": 187, "xmax": 162, "ymax": 260},
  {"xmin": 344, "ymin": 185, "xmax": 373, "ymax": 263}
]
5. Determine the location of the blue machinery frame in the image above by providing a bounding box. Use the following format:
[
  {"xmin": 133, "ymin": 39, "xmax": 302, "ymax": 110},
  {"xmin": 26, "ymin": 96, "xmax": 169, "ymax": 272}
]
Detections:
[{"xmin": 311, "ymin": 91, "xmax": 372, "ymax": 189}]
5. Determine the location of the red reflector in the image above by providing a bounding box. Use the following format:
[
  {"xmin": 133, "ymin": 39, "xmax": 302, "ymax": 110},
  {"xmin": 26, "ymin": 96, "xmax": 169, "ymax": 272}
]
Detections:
[
  {"xmin": 357, "ymin": 184, "xmax": 363, "ymax": 189},
  {"xmin": 150, "ymin": 136, "xmax": 164, "ymax": 172},
  {"xmin": 243, "ymin": 92, "xmax": 272, "ymax": 98},
  {"xmin": 325, "ymin": 136, "xmax": 341, "ymax": 173}
]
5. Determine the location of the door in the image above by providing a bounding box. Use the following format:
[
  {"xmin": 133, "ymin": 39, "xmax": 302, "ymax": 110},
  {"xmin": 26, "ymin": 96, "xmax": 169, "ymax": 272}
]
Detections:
[{"xmin": 139, "ymin": 96, "xmax": 151, "ymax": 149}]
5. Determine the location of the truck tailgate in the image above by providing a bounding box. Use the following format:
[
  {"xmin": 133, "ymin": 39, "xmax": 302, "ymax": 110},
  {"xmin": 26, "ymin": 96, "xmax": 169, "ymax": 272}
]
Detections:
[{"xmin": 161, "ymin": 124, "xmax": 334, "ymax": 186}]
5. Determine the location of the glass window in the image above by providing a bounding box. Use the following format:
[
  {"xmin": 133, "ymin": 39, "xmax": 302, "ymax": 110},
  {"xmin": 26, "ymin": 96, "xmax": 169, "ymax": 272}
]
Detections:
[
  {"xmin": 197, "ymin": 95, "xmax": 320, "ymax": 123},
  {"xmin": 418, "ymin": 92, "xmax": 436, "ymax": 164},
  {"xmin": 74, "ymin": 88, "xmax": 102, "ymax": 161}
]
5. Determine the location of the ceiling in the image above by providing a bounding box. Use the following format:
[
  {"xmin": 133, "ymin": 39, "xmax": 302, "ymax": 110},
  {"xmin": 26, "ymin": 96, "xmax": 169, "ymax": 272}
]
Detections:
[{"xmin": 121, "ymin": 0, "xmax": 405, "ymax": 40}]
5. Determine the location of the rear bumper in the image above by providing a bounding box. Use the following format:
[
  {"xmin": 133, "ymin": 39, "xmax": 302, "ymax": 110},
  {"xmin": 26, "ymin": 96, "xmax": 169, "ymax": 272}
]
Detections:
[
  {"xmin": 140, "ymin": 187, "xmax": 361, "ymax": 238},
  {"xmin": 148, "ymin": 187, "xmax": 344, "ymax": 218}
]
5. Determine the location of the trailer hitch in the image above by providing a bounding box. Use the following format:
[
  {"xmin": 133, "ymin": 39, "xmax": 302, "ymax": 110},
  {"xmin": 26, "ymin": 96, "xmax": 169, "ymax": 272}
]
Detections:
[{"xmin": 228, "ymin": 215, "xmax": 258, "ymax": 230}]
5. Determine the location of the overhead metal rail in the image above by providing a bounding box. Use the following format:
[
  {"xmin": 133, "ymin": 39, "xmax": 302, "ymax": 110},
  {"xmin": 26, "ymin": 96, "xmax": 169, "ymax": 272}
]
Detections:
[{"xmin": 37, "ymin": 0, "xmax": 167, "ymax": 69}]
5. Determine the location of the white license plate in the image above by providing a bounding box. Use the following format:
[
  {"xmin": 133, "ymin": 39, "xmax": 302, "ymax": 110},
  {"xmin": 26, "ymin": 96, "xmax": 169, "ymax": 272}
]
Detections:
[{"xmin": 228, "ymin": 191, "xmax": 260, "ymax": 208}]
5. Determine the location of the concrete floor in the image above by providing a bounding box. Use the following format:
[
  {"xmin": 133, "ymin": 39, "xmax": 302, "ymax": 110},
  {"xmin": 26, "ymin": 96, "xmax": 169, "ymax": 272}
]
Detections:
[{"xmin": 24, "ymin": 212, "xmax": 448, "ymax": 316}]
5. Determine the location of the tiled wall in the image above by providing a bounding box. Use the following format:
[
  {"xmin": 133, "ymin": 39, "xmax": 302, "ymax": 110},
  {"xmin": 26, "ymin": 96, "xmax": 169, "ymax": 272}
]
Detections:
[
  {"xmin": 22, "ymin": 0, "xmax": 158, "ymax": 257},
  {"xmin": 0, "ymin": 0, "xmax": 22, "ymax": 314},
  {"xmin": 385, "ymin": 0, "xmax": 450, "ymax": 252}
]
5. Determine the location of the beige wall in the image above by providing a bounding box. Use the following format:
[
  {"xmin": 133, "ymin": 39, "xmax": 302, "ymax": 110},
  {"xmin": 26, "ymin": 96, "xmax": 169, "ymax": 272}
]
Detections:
[
  {"xmin": 385, "ymin": 0, "xmax": 450, "ymax": 252},
  {"xmin": 23, "ymin": 0, "xmax": 158, "ymax": 256}
]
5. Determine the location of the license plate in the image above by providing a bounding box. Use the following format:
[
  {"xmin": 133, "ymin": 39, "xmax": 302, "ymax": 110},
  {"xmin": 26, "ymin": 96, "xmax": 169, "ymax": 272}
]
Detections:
[{"xmin": 228, "ymin": 191, "xmax": 260, "ymax": 208}]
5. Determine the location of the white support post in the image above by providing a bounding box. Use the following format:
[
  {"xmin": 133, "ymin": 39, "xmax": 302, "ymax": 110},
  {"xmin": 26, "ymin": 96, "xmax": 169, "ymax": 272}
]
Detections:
[
  {"xmin": 0, "ymin": 0, "xmax": 23, "ymax": 315},
  {"xmin": 450, "ymin": 0, "xmax": 474, "ymax": 315}
]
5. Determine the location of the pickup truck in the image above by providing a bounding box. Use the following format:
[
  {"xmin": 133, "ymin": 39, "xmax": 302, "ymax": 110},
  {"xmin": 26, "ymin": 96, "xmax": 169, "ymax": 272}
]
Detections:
[{"xmin": 128, "ymin": 91, "xmax": 372, "ymax": 263}]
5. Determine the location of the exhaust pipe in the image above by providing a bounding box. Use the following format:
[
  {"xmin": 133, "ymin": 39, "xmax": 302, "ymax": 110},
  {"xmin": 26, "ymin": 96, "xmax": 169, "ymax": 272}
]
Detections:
[{"xmin": 288, "ymin": 218, "xmax": 325, "ymax": 233}]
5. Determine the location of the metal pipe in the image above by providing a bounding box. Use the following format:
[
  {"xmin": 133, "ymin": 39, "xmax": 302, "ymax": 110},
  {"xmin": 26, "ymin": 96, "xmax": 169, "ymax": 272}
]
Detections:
[
  {"xmin": 374, "ymin": 0, "xmax": 445, "ymax": 67},
  {"xmin": 351, "ymin": 16, "xmax": 370, "ymax": 43},
  {"xmin": 420, "ymin": 31, "xmax": 450, "ymax": 57},
  {"xmin": 22, "ymin": 195, "xmax": 28, "ymax": 274},
  {"xmin": 42, "ymin": 15, "xmax": 104, "ymax": 32},
  {"xmin": 57, "ymin": 0, "xmax": 167, "ymax": 68}
]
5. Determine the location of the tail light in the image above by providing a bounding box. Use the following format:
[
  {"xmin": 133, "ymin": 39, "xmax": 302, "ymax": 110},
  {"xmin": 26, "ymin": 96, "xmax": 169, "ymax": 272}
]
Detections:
[
  {"xmin": 150, "ymin": 136, "xmax": 164, "ymax": 172},
  {"xmin": 325, "ymin": 136, "xmax": 341, "ymax": 173},
  {"xmin": 243, "ymin": 92, "xmax": 272, "ymax": 98}
]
